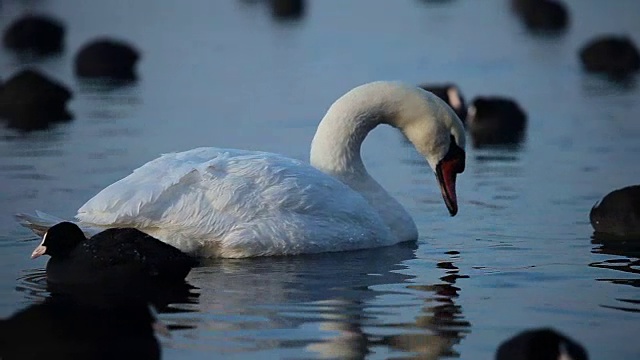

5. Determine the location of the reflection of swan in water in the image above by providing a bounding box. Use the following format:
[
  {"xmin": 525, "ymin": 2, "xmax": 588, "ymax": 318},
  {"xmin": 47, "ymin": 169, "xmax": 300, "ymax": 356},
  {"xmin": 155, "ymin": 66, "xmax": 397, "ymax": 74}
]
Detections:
[
  {"xmin": 186, "ymin": 244, "xmax": 470, "ymax": 358},
  {"xmin": 180, "ymin": 243, "xmax": 417, "ymax": 354},
  {"xmin": 589, "ymin": 234, "xmax": 640, "ymax": 313},
  {"xmin": 192, "ymin": 242, "xmax": 417, "ymax": 309},
  {"xmin": 306, "ymin": 274, "xmax": 471, "ymax": 360},
  {"xmin": 377, "ymin": 256, "xmax": 471, "ymax": 359},
  {"xmin": 304, "ymin": 299, "xmax": 371, "ymax": 359}
]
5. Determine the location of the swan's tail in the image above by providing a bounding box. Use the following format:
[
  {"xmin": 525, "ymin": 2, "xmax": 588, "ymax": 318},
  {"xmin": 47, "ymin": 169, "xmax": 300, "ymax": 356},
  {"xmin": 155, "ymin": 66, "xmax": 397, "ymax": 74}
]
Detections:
[{"xmin": 15, "ymin": 211, "xmax": 104, "ymax": 238}]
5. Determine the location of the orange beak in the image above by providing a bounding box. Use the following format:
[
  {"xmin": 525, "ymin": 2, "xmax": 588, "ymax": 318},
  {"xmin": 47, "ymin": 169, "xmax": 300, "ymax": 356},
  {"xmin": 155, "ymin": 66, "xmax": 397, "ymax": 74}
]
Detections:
[{"xmin": 436, "ymin": 157, "xmax": 459, "ymax": 216}]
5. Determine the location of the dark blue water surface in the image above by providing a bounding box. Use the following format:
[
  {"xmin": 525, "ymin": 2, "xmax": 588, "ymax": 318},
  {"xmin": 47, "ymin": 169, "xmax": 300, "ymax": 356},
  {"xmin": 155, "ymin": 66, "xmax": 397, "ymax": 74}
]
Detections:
[{"xmin": 1, "ymin": 0, "xmax": 639, "ymax": 358}]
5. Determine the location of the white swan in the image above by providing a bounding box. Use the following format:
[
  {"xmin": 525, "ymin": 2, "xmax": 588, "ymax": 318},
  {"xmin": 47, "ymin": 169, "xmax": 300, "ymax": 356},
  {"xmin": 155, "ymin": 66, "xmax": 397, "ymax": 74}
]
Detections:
[{"xmin": 17, "ymin": 81, "xmax": 466, "ymax": 258}]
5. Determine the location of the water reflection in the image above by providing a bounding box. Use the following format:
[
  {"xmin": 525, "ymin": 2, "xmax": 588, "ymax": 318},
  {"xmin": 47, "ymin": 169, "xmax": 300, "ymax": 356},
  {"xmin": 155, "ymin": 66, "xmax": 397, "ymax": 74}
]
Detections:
[
  {"xmin": 0, "ymin": 128, "xmax": 69, "ymax": 207},
  {"xmin": 237, "ymin": 0, "xmax": 307, "ymax": 23},
  {"xmin": 580, "ymin": 74, "xmax": 638, "ymax": 96},
  {"xmin": 14, "ymin": 268, "xmax": 47, "ymax": 303},
  {"xmin": 590, "ymin": 233, "xmax": 640, "ymax": 313},
  {"xmin": 474, "ymin": 151, "xmax": 522, "ymax": 164},
  {"xmin": 470, "ymin": 146, "xmax": 524, "ymax": 211},
  {"xmin": 75, "ymin": 80, "xmax": 141, "ymax": 121},
  {"xmin": 181, "ymin": 244, "xmax": 471, "ymax": 358},
  {"xmin": 15, "ymin": 267, "xmax": 200, "ymax": 314},
  {"xmin": 10, "ymin": 267, "xmax": 199, "ymax": 355},
  {"xmin": 591, "ymin": 233, "xmax": 640, "ymax": 278},
  {"xmin": 0, "ymin": 126, "xmax": 67, "ymax": 157},
  {"xmin": 302, "ymin": 299, "xmax": 371, "ymax": 359},
  {"xmin": 181, "ymin": 243, "xmax": 418, "ymax": 355},
  {"xmin": 1, "ymin": 292, "xmax": 164, "ymax": 359},
  {"xmin": 385, "ymin": 252, "xmax": 470, "ymax": 359}
]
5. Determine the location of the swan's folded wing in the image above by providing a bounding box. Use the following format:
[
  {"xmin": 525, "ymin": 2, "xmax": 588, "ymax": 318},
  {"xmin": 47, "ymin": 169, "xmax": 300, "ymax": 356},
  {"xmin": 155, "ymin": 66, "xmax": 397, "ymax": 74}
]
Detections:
[
  {"xmin": 77, "ymin": 147, "xmax": 395, "ymax": 256},
  {"xmin": 76, "ymin": 147, "xmax": 381, "ymax": 228},
  {"xmin": 76, "ymin": 147, "xmax": 240, "ymax": 226}
]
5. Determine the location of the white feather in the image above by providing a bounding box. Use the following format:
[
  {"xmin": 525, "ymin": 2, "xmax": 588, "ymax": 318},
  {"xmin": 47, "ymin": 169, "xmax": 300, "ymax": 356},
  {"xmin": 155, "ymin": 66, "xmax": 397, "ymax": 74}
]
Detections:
[{"xmin": 76, "ymin": 148, "xmax": 393, "ymax": 257}]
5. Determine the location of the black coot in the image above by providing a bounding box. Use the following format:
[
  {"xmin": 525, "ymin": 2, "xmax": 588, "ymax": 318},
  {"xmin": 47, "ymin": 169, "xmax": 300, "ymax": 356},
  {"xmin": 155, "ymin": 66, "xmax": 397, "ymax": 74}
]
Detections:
[{"xmin": 32, "ymin": 222, "xmax": 197, "ymax": 287}]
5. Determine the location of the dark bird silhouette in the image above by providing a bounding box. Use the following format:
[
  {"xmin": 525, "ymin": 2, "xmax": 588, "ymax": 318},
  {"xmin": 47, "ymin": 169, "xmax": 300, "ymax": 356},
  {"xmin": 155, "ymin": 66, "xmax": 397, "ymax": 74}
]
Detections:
[
  {"xmin": 496, "ymin": 328, "xmax": 588, "ymax": 360},
  {"xmin": 467, "ymin": 96, "xmax": 527, "ymax": 147},
  {"xmin": 32, "ymin": 222, "xmax": 197, "ymax": 289},
  {"xmin": 270, "ymin": 0, "xmax": 305, "ymax": 20},
  {"xmin": 512, "ymin": 0, "xmax": 569, "ymax": 32},
  {"xmin": 74, "ymin": 38, "xmax": 140, "ymax": 81},
  {"xmin": 0, "ymin": 69, "xmax": 72, "ymax": 131},
  {"xmin": 590, "ymin": 185, "xmax": 640, "ymax": 238},
  {"xmin": 579, "ymin": 35, "xmax": 640, "ymax": 78},
  {"xmin": 2, "ymin": 14, "xmax": 64, "ymax": 55}
]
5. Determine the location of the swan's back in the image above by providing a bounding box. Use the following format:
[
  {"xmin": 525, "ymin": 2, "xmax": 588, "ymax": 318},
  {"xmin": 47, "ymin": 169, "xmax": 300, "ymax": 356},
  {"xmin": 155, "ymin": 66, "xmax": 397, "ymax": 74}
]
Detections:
[{"xmin": 77, "ymin": 148, "xmax": 394, "ymax": 257}]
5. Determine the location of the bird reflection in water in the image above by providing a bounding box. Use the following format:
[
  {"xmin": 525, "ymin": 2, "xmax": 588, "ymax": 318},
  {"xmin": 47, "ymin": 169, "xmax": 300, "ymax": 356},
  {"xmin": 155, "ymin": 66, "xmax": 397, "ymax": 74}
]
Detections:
[
  {"xmin": 1, "ymin": 293, "xmax": 165, "ymax": 360},
  {"xmin": 305, "ymin": 249, "xmax": 471, "ymax": 359},
  {"xmin": 589, "ymin": 232, "xmax": 640, "ymax": 313},
  {"xmin": 4, "ymin": 268, "xmax": 199, "ymax": 359},
  {"xmin": 385, "ymin": 251, "xmax": 471, "ymax": 359}
]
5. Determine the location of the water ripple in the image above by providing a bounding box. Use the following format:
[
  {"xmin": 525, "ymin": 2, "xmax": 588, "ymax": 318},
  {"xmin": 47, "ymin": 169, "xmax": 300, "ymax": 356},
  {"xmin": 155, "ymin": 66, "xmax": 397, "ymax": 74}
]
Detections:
[
  {"xmin": 590, "ymin": 234, "xmax": 640, "ymax": 313},
  {"xmin": 15, "ymin": 268, "xmax": 49, "ymax": 302}
]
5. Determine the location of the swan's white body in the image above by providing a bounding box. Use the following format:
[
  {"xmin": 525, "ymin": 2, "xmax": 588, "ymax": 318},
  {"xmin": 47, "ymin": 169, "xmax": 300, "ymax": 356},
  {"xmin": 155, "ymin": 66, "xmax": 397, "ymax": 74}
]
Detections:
[
  {"xmin": 17, "ymin": 81, "xmax": 466, "ymax": 258},
  {"xmin": 76, "ymin": 148, "xmax": 395, "ymax": 257}
]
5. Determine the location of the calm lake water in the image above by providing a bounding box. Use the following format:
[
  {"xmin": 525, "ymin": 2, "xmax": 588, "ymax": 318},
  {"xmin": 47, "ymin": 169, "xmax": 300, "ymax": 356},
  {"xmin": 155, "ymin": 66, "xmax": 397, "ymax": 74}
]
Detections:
[{"xmin": 1, "ymin": 0, "xmax": 640, "ymax": 358}]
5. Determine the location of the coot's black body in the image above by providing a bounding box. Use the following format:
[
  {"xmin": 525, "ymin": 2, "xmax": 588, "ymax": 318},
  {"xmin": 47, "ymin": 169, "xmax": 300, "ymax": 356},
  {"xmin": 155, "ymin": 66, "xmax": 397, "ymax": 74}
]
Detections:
[
  {"xmin": 513, "ymin": 0, "xmax": 569, "ymax": 32},
  {"xmin": 74, "ymin": 38, "xmax": 140, "ymax": 80},
  {"xmin": 0, "ymin": 69, "xmax": 72, "ymax": 131},
  {"xmin": 590, "ymin": 185, "xmax": 640, "ymax": 238},
  {"xmin": 33, "ymin": 222, "xmax": 197, "ymax": 288},
  {"xmin": 495, "ymin": 328, "xmax": 588, "ymax": 360},
  {"xmin": 2, "ymin": 15, "xmax": 65, "ymax": 55},
  {"xmin": 579, "ymin": 36, "xmax": 640, "ymax": 77},
  {"xmin": 467, "ymin": 96, "xmax": 527, "ymax": 147}
]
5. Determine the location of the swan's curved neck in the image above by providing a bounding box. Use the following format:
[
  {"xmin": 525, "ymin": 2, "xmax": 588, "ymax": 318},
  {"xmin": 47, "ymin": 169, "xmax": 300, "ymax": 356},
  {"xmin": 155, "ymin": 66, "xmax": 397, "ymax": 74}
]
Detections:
[
  {"xmin": 309, "ymin": 96, "xmax": 417, "ymax": 242},
  {"xmin": 310, "ymin": 105, "xmax": 390, "ymax": 179},
  {"xmin": 307, "ymin": 81, "xmax": 465, "ymax": 242},
  {"xmin": 309, "ymin": 81, "xmax": 442, "ymax": 178}
]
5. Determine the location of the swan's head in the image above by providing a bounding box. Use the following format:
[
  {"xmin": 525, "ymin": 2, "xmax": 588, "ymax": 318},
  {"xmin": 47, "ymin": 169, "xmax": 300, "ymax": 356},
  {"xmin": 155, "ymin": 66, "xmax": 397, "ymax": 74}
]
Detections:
[
  {"xmin": 397, "ymin": 84, "xmax": 466, "ymax": 216},
  {"xmin": 312, "ymin": 81, "xmax": 466, "ymax": 216}
]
